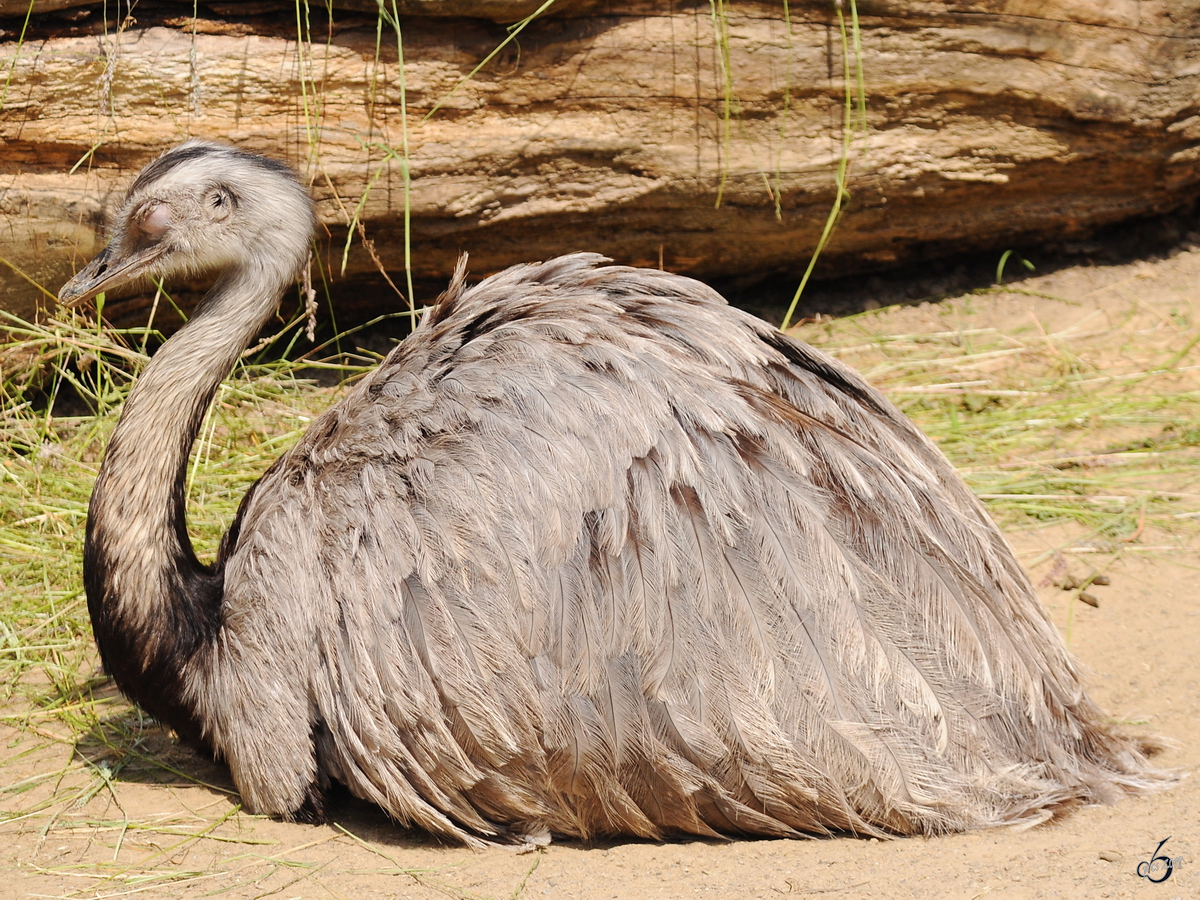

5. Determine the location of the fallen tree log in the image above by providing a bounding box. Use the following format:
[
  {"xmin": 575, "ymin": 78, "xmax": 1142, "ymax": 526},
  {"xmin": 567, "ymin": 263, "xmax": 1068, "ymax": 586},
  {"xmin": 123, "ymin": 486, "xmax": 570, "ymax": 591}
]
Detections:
[{"xmin": 1, "ymin": 1, "xmax": 1198, "ymax": 323}]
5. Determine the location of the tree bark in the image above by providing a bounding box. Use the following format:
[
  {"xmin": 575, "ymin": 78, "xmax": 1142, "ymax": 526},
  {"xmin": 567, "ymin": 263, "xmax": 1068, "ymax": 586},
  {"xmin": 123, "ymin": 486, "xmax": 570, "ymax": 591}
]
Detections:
[{"xmin": 2, "ymin": 1, "xmax": 1198, "ymax": 323}]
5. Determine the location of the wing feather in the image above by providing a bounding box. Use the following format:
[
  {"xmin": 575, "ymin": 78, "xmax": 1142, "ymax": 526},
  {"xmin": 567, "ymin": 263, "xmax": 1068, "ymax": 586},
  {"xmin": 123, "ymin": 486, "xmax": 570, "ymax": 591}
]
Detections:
[{"xmin": 197, "ymin": 254, "xmax": 1161, "ymax": 844}]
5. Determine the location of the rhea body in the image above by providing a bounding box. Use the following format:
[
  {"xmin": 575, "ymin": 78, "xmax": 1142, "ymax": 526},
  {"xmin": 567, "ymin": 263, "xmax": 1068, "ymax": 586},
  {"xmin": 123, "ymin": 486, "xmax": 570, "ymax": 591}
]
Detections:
[{"xmin": 60, "ymin": 141, "xmax": 1158, "ymax": 844}]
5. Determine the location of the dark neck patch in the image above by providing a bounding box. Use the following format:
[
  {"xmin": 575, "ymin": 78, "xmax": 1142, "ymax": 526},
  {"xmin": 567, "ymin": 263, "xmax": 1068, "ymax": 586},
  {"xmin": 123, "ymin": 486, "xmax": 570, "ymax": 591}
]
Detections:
[{"xmin": 83, "ymin": 516, "xmax": 222, "ymax": 751}]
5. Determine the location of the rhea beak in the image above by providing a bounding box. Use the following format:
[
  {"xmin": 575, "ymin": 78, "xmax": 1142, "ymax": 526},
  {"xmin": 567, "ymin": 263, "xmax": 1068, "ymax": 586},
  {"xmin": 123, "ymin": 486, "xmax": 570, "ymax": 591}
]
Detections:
[{"xmin": 58, "ymin": 240, "xmax": 167, "ymax": 308}]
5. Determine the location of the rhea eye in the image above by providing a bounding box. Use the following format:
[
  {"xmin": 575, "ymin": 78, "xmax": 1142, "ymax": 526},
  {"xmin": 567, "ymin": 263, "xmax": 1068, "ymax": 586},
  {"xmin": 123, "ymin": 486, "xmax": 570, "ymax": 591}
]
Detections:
[{"xmin": 208, "ymin": 187, "xmax": 236, "ymax": 212}]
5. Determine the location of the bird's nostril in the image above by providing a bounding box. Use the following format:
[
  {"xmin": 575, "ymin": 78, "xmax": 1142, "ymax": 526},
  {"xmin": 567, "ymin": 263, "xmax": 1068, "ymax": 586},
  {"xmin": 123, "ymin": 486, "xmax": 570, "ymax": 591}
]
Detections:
[{"xmin": 95, "ymin": 264, "xmax": 108, "ymax": 276}]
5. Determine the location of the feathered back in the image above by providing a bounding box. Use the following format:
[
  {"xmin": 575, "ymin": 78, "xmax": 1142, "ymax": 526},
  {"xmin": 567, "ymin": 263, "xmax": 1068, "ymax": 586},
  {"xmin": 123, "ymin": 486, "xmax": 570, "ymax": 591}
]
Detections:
[{"xmin": 190, "ymin": 254, "xmax": 1158, "ymax": 844}]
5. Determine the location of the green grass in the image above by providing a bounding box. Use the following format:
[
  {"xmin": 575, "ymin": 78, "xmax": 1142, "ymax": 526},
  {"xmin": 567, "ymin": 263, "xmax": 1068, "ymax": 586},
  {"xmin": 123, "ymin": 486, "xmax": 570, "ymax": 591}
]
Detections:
[
  {"xmin": 795, "ymin": 297, "xmax": 1200, "ymax": 542},
  {"xmin": 780, "ymin": 0, "xmax": 867, "ymax": 329},
  {"xmin": 0, "ymin": 307, "xmax": 354, "ymax": 731},
  {"xmin": 0, "ymin": 310, "xmax": 401, "ymax": 896}
]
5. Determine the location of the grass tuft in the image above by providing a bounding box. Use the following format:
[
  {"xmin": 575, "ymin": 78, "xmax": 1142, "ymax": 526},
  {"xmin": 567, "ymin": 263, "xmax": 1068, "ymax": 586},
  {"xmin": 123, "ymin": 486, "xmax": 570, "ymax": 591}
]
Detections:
[
  {"xmin": 0, "ymin": 308, "xmax": 366, "ymax": 892},
  {"xmin": 793, "ymin": 291, "xmax": 1200, "ymax": 542}
]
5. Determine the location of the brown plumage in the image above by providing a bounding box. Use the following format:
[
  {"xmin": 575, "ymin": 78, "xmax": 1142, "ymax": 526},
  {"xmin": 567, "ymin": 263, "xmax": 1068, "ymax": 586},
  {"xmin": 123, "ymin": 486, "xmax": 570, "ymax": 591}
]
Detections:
[{"xmin": 59, "ymin": 140, "xmax": 1163, "ymax": 846}]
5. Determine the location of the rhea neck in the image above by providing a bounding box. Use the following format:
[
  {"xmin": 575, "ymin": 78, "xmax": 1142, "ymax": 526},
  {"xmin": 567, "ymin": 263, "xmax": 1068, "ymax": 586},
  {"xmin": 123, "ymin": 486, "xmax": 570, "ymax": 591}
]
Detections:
[{"xmin": 84, "ymin": 261, "xmax": 289, "ymax": 710}]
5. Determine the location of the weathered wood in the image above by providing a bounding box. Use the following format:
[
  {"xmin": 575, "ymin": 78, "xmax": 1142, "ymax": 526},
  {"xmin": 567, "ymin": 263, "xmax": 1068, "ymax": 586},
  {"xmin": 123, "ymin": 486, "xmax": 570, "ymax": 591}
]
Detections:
[
  {"xmin": 2, "ymin": 1, "xmax": 1199, "ymax": 322},
  {"xmin": 0, "ymin": 0, "xmax": 583, "ymax": 21}
]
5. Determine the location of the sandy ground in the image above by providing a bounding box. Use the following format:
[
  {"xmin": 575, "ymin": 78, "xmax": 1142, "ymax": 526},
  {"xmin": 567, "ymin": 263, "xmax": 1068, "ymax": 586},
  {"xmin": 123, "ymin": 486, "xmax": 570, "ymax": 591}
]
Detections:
[{"xmin": 2, "ymin": 247, "xmax": 1198, "ymax": 900}]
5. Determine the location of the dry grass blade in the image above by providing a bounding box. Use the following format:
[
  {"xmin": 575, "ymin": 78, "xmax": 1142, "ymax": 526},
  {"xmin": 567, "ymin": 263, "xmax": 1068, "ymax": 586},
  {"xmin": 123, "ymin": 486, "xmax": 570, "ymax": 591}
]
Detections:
[
  {"xmin": 795, "ymin": 284, "xmax": 1200, "ymax": 541},
  {"xmin": 1, "ymin": 308, "xmax": 359, "ymax": 896}
]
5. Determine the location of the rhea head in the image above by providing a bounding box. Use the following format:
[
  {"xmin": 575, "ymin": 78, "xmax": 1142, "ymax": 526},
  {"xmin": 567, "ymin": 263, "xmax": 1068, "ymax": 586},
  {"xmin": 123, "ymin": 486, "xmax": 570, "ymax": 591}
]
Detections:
[{"xmin": 59, "ymin": 140, "xmax": 315, "ymax": 309}]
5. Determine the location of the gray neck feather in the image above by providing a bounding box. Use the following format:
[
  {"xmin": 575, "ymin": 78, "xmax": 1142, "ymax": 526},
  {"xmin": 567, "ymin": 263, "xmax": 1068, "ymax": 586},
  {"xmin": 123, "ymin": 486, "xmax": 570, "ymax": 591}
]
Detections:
[{"xmin": 89, "ymin": 264, "xmax": 287, "ymax": 634}]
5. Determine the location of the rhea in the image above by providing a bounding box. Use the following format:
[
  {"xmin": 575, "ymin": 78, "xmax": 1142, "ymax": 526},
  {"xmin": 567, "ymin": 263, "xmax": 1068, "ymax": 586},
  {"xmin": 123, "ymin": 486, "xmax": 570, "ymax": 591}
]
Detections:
[{"xmin": 59, "ymin": 140, "xmax": 1158, "ymax": 844}]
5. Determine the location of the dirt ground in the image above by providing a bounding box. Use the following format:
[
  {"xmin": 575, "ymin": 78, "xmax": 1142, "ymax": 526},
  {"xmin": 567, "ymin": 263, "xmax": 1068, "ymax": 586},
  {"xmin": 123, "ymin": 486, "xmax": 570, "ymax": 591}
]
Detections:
[{"xmin": 2, "ymin": 246, "xmax": 1198, "ymax": 900}]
